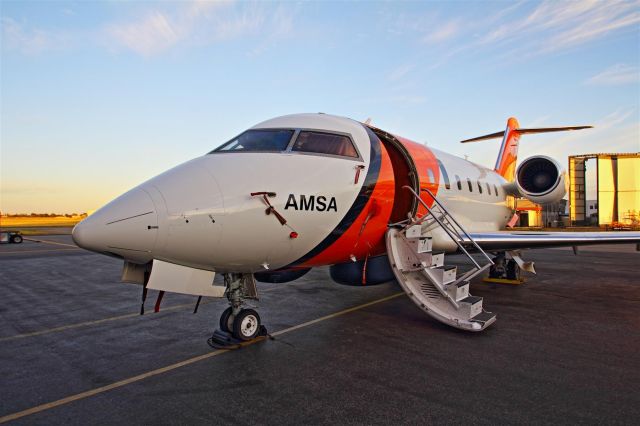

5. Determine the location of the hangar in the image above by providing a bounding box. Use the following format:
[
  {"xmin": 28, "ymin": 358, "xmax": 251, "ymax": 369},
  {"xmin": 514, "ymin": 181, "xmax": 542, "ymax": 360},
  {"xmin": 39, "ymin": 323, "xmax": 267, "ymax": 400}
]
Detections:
[{"xmin": 569, "ymin": 152, "xmax": 640, "ymax": 227}]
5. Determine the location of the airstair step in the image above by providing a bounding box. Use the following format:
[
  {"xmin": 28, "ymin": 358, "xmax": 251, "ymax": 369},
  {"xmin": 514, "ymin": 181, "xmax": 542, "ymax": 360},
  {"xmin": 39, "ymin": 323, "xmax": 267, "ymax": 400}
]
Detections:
[
  {"xmin": 459, "ymin": 295, "xmax": 483, "ymax": 318},
  {"xmin": 430, "ymin": 265, "xmax": 457, "ymax": 284},
  {"xmin": 470, "ymin": 311, "xmax": 496, "ymax": 325},
  {"xmin": 460, "ymin": 296, "xmax": 482, "ymax": 305},
  {"xmin": 405, "ymin": 225, "xmax": 422, "ymax": 238},
  {"xmin": 430, "ymin": 252, "xmax": 444, "ymax": 267},
  {"xmin": 384, "ymin": 188, "xmax": 496, "ymax": 332},
  {"xmin": 446, "ymin": 279, "xmax": 469, "ymax": 301}
]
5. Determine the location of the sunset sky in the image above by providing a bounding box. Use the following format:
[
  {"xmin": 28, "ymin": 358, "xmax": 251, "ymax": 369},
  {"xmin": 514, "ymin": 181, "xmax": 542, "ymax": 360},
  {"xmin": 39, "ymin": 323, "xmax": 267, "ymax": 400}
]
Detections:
[{"xmin": 1, "ymin": 0, "xmax": 639, "ymax": 214}]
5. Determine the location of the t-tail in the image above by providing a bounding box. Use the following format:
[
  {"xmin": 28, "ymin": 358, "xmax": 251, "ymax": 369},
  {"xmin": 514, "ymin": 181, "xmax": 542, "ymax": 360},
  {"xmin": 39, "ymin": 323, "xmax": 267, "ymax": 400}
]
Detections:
[{"xmin": 460, "ymin": 117, "xmax": 593, "ymax": 182}]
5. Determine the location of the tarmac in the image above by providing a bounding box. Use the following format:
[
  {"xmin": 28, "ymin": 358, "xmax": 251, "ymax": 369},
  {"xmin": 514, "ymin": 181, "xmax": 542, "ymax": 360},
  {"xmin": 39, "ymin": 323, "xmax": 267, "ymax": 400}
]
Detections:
[{"xmin": 1, "ymin": 233, "xmax": 639, "ymax": 425}]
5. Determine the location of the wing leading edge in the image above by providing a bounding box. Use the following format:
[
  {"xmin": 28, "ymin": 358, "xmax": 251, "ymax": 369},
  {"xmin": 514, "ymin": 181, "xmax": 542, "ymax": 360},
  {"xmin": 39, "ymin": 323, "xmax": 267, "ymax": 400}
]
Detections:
[{"xmin": 466, "ymin": 231, "xmax": 640, "ymax": 251}]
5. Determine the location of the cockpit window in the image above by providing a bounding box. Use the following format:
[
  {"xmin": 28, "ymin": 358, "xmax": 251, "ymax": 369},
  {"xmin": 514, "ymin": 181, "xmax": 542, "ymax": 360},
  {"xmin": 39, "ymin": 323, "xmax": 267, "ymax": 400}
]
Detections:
[
  {"xmin": 212, "ymin": 129, "xmax": 294, "ymax": 153},
  {"xmin": 292, "ymin": 131, "xmax": 359, "ymax": 158}
]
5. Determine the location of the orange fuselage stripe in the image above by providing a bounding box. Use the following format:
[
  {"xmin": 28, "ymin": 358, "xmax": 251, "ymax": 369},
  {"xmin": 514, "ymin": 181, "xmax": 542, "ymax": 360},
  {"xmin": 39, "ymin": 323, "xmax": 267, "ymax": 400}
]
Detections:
[{"xmin": 300, "ymin": 135, "xmax": 442, "ymax": 268}]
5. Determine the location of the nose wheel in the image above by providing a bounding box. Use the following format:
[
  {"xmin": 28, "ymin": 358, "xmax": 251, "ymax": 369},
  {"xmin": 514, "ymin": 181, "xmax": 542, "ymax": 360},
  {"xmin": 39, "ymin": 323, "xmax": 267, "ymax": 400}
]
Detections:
[
  {"xmin": 219, "ymin": 307, "xmax": 262, "ymax": 341},
  {"xmin": 208, "ymin": 273, "xmax": 268, "ymax": 349}
]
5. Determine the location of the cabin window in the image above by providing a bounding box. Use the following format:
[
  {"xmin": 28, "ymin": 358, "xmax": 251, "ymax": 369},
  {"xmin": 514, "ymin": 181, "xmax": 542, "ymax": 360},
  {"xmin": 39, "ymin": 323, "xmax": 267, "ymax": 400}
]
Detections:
[
  {"xmin": 486, "ymin": 182, "xmax": 491, "ymax": 194},
  {"xmin": 426, "ymin": 168, "xmax": 436, "ymax": 184},
  {"xmin": 455, "ymin": 175, "xmax": 462, "ymax": 190},
  {"xmin": 212, "ymin": 129, "xmax": 294, "ymax": 153},
  {"xmin": 478, "ymin": 181, "xmax": 483, "ymax": 194},
  {"xmin": 493, "ymin": 184, "xmax": 499, "ymax": 196},
  {"xmin": 292, "ymin": 131, "xmax": 359, "ymax": 158},
  {"xmin": 467, "ymin": 178, "xmax": 473, "ymax": 192},
  {"xmin": 437, "ymin": 160, "xmax": 450, "ymax": 189}
]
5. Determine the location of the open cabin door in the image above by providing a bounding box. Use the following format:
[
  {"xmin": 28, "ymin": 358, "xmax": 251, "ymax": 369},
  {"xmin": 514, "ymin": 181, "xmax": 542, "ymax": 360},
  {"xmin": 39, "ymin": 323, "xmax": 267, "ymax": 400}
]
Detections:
[{"xmin": 367, "ymin": 126, "xmax": 420, "ymax": 223}]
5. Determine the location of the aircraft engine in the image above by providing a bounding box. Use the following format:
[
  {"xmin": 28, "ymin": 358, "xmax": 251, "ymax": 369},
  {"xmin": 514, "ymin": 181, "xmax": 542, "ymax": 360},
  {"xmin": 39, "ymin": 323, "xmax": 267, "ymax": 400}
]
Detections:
[
  {"xmin": 254, "ymin": 268, "xmax": 311, "ymax": 283},
  {"xmin": 515, "ymin": 155, "xmax": 567, "ymax": 204},
  {"xmin": 330, "ymin": 254, "xmax": 396, "ymax": 286}
]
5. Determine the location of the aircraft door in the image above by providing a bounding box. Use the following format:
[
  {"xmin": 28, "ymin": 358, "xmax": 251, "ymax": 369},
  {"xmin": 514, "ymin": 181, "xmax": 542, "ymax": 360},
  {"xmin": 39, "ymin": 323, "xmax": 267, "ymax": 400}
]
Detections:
[{"xmin": 369, "ymin": 128, "xmax": 420, "ymax": 223}]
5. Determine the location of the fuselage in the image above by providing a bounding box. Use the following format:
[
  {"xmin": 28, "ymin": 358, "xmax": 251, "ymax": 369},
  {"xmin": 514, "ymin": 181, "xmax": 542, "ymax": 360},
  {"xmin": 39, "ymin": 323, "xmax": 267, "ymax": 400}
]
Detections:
[{"xmin": 72, "ymin": 114, "xmax": 512, "ymax": 273}]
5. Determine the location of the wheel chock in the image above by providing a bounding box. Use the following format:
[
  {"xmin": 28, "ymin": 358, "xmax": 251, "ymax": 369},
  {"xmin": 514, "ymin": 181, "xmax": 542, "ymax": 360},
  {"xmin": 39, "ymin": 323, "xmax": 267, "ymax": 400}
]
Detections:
[
  {"xmin": 481, "ymin": 277, "xmax": 525, "ymax": 286},
  {"xmin": 207, "ymin": 326, "xmax": 269, "ymax": 350}
]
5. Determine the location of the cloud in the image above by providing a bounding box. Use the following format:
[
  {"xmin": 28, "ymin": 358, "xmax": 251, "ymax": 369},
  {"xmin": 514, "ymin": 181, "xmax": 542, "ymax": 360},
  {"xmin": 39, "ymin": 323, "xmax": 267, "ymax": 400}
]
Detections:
[
  {"xmin": 413, "ymin": 0, "xmax": 640, "ymax": 68},
  {"xmin": 532, "ymin": 108, "xmax": 637, "ymax": 150},
  {"xmin": 586, "ymin": 64, "xmax": 640, "ymax": 86},
  {"xmin": 1, "ymin": 18, "xmax": 72, "ymax": 54},
  {"xmin": 105, "ymin": 0, "xmax": 294, "ymax": 56},
  {"xmin": 107, "ymin": 11, "xmax": 181, "ymax": 56},
  {"xmin": 387, "ymin": 64, "xmax": 414, "ymax": 82},
  {"xmin": 422, "ymin": 20, "xmax": 459, "ymax": 44},
  {"xmin": 480, "ymin": 0, "xmax": 640, "ymax": 55}
]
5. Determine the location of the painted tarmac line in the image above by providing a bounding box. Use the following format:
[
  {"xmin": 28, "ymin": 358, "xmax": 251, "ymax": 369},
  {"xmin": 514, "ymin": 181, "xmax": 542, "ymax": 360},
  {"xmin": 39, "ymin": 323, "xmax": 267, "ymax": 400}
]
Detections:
[
  {"xmin": 0, "ymin": 292, "xmax": 404, "ymax": 424},
  {"xmin": 0, "ymin": 248, "xmax": 82, "ymax": 255},
  {"xmin": 23, "ymin": 238, "xmax": 78, "ymax": 248},
  {"xmin": 0, "ymin": 300, "xmax": 212, "ymax": 342},
  {"xmin": 0, "ymin": 285, "xmax": 285, "ymax": 342}
]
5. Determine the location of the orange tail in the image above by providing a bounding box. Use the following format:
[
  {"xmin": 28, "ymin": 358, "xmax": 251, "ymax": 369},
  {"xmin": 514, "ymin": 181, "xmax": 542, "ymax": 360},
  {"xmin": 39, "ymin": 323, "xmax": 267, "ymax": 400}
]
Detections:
[
  {"xmin": 494, "ymin": 117, "xmax": 520, "ymax": 181},
  {"xmin": 461, "ymin": 118, "xmax": 593, "ymax": 182}
]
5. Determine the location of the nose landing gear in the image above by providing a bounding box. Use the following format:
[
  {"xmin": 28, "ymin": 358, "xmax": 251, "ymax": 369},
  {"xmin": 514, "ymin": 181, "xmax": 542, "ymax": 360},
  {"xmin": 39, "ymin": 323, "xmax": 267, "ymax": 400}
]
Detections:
[
  {"xmin": 208, "ymin": 273, "xmax": 268, "ymax": 349},
  {"xmin": 219, "ymin": 307, "xmax": 262, "ymax": 340}
]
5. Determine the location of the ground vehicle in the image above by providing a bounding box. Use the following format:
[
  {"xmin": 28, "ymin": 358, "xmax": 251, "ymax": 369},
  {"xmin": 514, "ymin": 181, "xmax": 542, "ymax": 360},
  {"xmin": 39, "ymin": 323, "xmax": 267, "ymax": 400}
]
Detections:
[{"xmin": 0, "ymin": 231, "xmax": 23, "ymax": 244}]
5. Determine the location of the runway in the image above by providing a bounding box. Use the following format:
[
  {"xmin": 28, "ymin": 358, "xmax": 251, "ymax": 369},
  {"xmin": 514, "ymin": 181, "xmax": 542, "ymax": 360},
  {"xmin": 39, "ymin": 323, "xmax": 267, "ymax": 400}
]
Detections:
[{"xmin": 1, "ymin": 236, "xmax": 639, "ymax": 424}]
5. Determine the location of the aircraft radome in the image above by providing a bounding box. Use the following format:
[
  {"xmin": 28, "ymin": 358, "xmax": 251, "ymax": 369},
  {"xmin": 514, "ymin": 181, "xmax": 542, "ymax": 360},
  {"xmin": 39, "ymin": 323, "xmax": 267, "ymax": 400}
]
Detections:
[{"xmin": 72, "ymin": 113, "xmax": 640, "ymax": 339}]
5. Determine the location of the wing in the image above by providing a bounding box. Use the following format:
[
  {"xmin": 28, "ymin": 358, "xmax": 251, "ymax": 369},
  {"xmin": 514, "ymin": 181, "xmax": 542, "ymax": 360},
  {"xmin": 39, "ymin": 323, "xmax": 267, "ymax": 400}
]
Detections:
[{"xmin": 466, "ymin": 231, "xmax": 640, "ymax": 251}]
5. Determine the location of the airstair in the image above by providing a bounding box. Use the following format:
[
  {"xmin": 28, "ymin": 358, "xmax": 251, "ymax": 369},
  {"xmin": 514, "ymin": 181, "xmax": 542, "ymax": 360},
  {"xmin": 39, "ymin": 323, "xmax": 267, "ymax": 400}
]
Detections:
[{"xmin": 386, "ymin": 186, "xmax": 496, "ymax": 331}]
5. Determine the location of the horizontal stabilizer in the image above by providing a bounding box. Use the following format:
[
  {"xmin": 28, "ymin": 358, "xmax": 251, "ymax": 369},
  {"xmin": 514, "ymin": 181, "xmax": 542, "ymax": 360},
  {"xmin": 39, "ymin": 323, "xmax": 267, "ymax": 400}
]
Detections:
[{"xmin": 461, "ymin": 125, "xmax": 592, "ymax": 143}]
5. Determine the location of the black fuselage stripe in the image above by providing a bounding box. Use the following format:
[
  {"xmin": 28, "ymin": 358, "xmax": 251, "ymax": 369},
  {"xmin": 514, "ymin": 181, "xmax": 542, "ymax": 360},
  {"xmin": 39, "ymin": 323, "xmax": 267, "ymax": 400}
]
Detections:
[{"xmin": 285, "ymin": 126, "xmax": 382, "ymax": 268}]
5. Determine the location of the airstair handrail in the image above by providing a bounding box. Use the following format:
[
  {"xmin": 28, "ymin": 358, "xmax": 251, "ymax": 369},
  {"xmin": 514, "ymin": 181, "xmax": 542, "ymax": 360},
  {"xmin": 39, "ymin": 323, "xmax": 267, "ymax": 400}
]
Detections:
[
  {"xmin": 419, "ymin": 187, "xmax": 494, "ymax": 265},
  {"xmin": 401, "ymin": 186, "xmax": 481, "ymax": 269},
  {"xmin": 401, "ymin": 186, "xmax": 493, "ymax": 270}
]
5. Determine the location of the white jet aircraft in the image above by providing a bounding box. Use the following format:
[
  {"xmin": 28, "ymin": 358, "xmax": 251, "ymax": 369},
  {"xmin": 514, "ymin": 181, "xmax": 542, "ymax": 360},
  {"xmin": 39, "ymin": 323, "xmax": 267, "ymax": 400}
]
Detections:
[{"xmin": 72, "ymin": 113, "xmax": 640, "ymax": 339}]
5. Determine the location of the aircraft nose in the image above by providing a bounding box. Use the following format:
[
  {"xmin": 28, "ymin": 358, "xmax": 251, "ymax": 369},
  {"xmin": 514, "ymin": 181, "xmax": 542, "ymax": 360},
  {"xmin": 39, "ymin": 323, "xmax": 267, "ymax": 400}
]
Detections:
[{"xmin": 72, "ymin": 188, "xmax": 158, "ymax": 262}]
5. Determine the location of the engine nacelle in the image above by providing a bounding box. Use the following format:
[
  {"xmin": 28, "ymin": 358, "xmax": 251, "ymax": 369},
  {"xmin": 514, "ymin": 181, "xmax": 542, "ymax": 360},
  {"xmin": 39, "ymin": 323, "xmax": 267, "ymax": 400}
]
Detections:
[{"xmin": 515, "ymin": 156, "xmax": 567, "ymax": 204}]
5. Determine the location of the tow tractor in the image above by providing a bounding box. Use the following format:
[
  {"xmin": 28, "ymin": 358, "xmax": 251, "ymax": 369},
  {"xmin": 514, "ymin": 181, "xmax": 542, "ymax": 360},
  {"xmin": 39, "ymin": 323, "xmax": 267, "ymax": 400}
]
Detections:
[{"xmin": 0, "ymin": 231, "xmax": 23, "ymax": 244}]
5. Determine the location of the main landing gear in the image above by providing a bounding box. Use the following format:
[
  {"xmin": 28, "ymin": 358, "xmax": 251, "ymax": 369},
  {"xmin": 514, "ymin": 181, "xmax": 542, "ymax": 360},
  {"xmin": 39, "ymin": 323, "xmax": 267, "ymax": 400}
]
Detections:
[
  {"xmin": 208, "ymin": 273, "xmax": 268, "ymax": 349},
  {"xmin": 483, "ymin": 252, "xmax": 525, "ymax": 285}
]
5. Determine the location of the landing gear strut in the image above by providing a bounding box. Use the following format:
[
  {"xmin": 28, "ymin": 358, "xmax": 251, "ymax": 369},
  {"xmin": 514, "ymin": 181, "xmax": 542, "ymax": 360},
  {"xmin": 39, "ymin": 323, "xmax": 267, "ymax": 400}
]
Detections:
[
  {"xmin": 208, "ymin": 273, "xmax": 267, "ymax": 348},
  {"xmin": 484, "ymin": 252, "xmax": 524, "ymax": 285}
]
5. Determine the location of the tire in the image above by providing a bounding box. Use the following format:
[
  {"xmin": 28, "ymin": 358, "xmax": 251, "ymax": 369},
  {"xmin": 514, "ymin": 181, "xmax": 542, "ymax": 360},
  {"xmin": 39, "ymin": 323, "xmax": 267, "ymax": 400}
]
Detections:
[
  {"xmin": 232, "ymin": 309, "xmax": 261, "ymax": 341},
  {"xmin": 506, "ymin": 260, "xmax": 519, "ymax": 281},
  {"xmin": 10, "ymin": 235, "xmax": 23, "ymax": 244},
  {"xmin": 219, "ymin": 307, "xmax": 234, "ymax": 333}
]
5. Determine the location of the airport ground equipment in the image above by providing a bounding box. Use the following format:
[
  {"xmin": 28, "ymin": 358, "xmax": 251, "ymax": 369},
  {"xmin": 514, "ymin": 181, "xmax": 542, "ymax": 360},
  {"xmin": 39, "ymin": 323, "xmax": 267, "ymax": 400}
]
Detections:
[
  {"xmin": 386, "ymin": 187, "xmax": 496, "ymax": 331},
  {"xmin": 0, "ymin": 231, "xmax": 23, "ymax": 244}
]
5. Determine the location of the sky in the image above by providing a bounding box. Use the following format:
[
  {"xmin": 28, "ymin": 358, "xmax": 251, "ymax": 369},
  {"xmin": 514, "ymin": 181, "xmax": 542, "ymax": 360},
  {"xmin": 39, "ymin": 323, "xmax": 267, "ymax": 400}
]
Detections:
[{"xmin": 1, "ymin": 0, "xmax": 639, "ymax": 214}]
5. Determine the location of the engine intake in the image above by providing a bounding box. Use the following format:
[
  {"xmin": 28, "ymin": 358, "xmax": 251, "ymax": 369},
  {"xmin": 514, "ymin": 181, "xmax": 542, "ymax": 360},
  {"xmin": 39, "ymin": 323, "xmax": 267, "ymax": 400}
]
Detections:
[{"xmin": 515, "ymin": 156, "xmax": 566, "ymax": 204}]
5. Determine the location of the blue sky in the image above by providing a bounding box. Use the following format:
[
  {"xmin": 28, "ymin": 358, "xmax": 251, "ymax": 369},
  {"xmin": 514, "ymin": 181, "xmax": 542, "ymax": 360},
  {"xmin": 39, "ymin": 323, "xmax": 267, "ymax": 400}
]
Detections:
[{"xmin": 1, "ymin": 0, "xmax": 639, "ymax": 213}]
